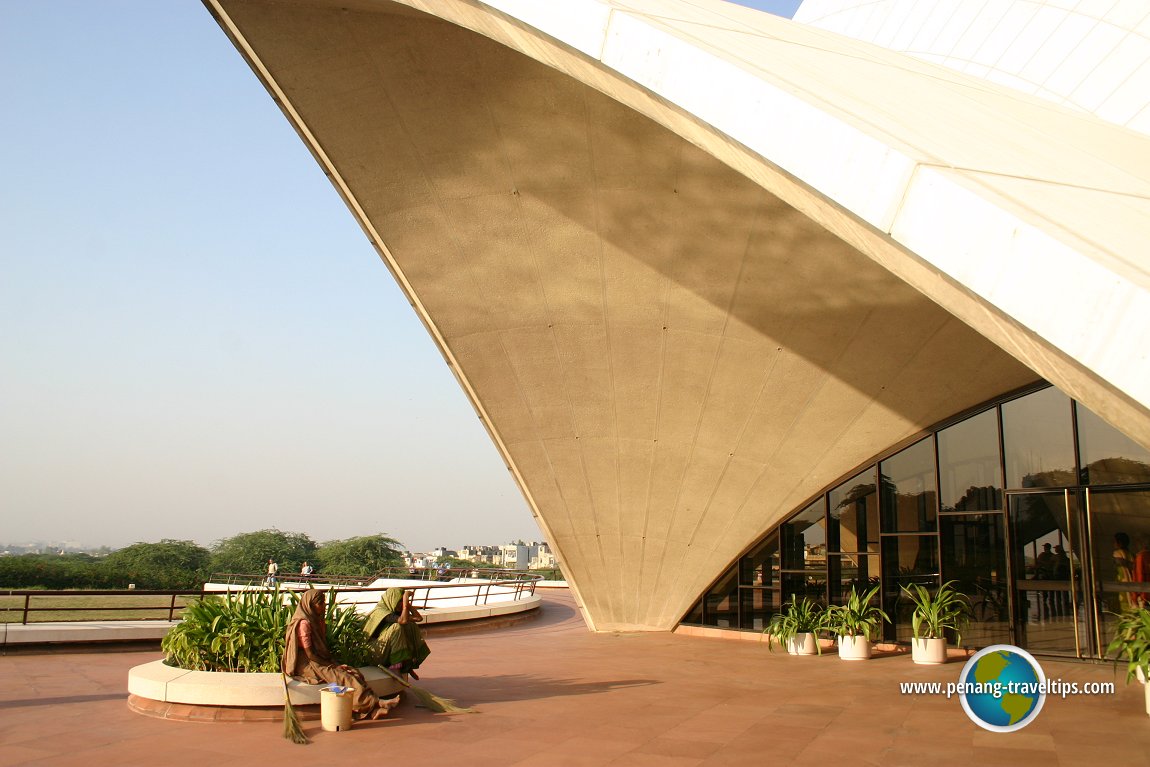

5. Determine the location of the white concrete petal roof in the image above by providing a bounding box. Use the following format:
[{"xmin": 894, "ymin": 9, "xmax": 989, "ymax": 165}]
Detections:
[{"xmin": 205, "ymin": 0, "xmax": 1150, "ymax": 630}]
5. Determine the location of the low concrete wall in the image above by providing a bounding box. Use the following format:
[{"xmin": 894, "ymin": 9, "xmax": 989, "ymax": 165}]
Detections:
[
  {"xmin": 2, "ymin": 620, "xmax": 178, "ymax": 646},
  {"xmin": 4, "ymin": 592, "xmax": 542, "ymax": 647}
]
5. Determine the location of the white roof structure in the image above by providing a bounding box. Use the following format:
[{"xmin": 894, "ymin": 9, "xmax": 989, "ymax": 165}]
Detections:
[{"xmin": 205, "ymin": 0, "xmax": 1150, "ymax": 630}]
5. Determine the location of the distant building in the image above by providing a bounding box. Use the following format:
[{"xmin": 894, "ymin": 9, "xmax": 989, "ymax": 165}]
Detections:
[
  {"xmin": 459, "ymin": 545, "xmax": 501, "ymax": 565},
  {"xmin": 529, "ymin": 543, "xmax": 556, "ymax": 571}
]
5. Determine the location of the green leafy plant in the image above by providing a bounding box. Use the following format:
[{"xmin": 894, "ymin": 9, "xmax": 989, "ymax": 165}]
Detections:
[
  {"xmin": 901, "ymin": 580, "xmax": 971, "ymax": 645},
  {"xmin": 162, "ymin": 588, "xmax": 372, "ymax": 672},
  {"xmin": 763, "ymin": 594, "xmax": 829, "ymax": 653},
  {"xmin": 323, "ymin": 591, "xmax": 374, "ymax": 667},
  {"xmin": 828, "ymin": 584, "xmax": 889, "ymax": 640},
  {"xmin": 1107, "ymin": 608, "xmax": 1150, "ymax": 684}
]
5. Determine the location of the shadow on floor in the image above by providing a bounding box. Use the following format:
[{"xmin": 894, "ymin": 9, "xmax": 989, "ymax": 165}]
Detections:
[
  {"xmin": 0, "ymin": 693, "xmax": 127, "ymax": 709},
  {"xmin": 422, "ymin": 673, "xmax": 658, "ymax": 704}
]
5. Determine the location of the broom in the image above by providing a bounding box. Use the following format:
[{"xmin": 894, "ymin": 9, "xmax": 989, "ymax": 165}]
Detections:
[
  {"xmin": 375, "ymin": 665, "xmax": 475, "ymax": 714},
  {"xmin": 281, "ymin": 673, "xmax": 310, "ymax": 744}
]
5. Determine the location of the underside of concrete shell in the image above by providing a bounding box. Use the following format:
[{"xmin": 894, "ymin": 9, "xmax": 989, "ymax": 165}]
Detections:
[{"xmin": 205, "ymin": 0, "xmax": 1150, "ymax": 631}]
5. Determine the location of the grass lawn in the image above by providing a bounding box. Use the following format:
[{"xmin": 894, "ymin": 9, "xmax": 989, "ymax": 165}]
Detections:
[{"xmin": 0, "ymin": 593, "xmax": 197, "ymax": 623}]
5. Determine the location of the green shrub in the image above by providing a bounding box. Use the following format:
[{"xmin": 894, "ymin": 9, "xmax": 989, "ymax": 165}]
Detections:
[
  {"xmin": 162, "ymin": 588, "xmax": 373, "ymax": 672},
  {"xmin": 1108, "ymin": 607, "xmax": 1150, "ymax": 684}
]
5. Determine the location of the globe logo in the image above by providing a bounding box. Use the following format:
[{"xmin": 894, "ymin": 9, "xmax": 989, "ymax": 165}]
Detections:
[{"xmin": 958, "ymin": 645, "xmax": 1046, "ymax": 732}]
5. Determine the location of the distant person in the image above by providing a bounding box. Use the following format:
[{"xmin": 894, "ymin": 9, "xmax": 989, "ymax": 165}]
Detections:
[
  {"xmin": 1053, "ymin": 545, "xmax": 1070, "ymax": 579},
  {"xmin": 1134, "ymin": 537, "xmax": 1150, "ymax": 608},
  {"xmin": 1034, "ymin": 544, "xmax": 1055, "ymax": 579},
  {"xmin": 1115, "ymin": 532, "xmax": 1136, "ymax": 611},
  {"xmin": 1034, "ymin": 543, "xmax": 1056, "ymax": 618},
  {"xmin": 365, "ymin": 588, "xmax": 430, "ymax": 681},
  {"xmin": 1053, "ymin": 545, "xmax": 1071, "ymax": 615},
  {"xmin": 265, "ymin": 558, "xmax": 279, "ymax": 587},
  {"xmin": 283, "ymin": 589, "xmax": 398, "ymax": 720},
  {"xmin": 300, "ymin": 561, "xmax": 314, "ymax": 577}
]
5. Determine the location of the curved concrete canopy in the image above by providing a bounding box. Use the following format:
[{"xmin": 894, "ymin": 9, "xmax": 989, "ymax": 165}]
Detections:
[{"xmin": 205, "ymin": 0, "xmax": 1150, "ymax": 630}]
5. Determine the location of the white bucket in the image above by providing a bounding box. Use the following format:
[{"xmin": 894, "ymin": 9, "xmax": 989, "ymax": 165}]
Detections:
[{"xmin": 320, "ymin": 687, "xmax": 353, "ymax": 732}]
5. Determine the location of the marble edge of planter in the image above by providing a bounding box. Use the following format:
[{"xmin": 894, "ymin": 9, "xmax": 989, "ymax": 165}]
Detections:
[{"xmin": 127, "ymin": 659, "xmax": 405, "ymax": 707}]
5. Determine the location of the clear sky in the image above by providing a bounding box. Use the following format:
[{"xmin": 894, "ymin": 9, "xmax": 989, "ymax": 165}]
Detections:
[{"xmin": 0, "ymin": 0, "xmax": 801, "ymax": 552}]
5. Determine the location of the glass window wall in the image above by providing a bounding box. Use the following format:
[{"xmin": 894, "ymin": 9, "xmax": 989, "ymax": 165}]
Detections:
[
  {"xmin": 685, "ymin": 384, "xmax": 1150, "ymax": 660},
  {"xmin": 1002, "ymin": 387, "xmax": 1075, "ymax": 489},
  {"xmin": 1077, "ymin": 404, "xmax": 1150, "ymax": 486},
  {"xmin": 880, "ymin": 438, "xmax": 937, "ymax": 533},
  {"xmin": 938, "ymin": 408, "xmax": 1002, "ymax": 512},
  {"xmin": 829, "ymin": 469, "xmax": 878, "ymax": 554},
  {"xmin": 939, "ymin": 513, "xmax": 1010, "ymax": 647}
]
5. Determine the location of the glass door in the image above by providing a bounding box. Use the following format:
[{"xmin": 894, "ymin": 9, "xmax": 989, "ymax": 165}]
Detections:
[
  {"xmin": 1007, "ymin": 491, "xmax": 1090, "ymax": 657},
  {"xmin": 1083, "ymin": 489, "xmax": 1150, "ymax": 657}
]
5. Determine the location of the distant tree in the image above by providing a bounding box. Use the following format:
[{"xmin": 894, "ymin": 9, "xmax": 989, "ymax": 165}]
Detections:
[
  {"xmin": 436, "ymin": 555, "xmax": 487, "ymax": 571},
  {"xmin": 315, "ymin": 534, "xmax": 405, "ymax": 577},
  {"xmin": 104, "ymin": 539, "xmax": 211, "ymax": 589},
  {"xmin": 209, "ymin": 529, "xmax": 317, "ymax": 576},
  {"xmin": 0, "ymin": 553, "xmax": 113, "ymax": 589}
]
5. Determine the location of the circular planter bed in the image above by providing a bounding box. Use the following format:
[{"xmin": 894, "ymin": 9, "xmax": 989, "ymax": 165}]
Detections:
[{"xmin": 127, "ymin": 659, "xmax": 404, "ymax": 720}]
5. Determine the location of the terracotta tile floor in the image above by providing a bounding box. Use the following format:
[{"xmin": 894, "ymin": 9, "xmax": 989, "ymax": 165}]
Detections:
[{"xmin": 1, "ymin": 591, "xmax": 1148, "ymax": 766}]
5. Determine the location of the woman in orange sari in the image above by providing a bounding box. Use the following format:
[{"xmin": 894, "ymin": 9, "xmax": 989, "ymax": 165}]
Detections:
[{"xmin": 1114, "ymin": 533, "xmax": 1136, "ymax": 612}]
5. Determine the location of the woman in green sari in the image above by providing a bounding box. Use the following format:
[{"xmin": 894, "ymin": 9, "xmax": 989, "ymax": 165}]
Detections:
[{"xmin": 365, "ymin": 588, "xmax": 430, "ymax": 679}]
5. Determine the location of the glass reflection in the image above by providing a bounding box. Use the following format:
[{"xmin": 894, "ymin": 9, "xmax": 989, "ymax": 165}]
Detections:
[
  {"xmin": 1002, "ymin": 387, "xmax": 1075, "ymax": 489},
  {"xmin": 739, "ymin": 533, "xmax": 778, "ymax": 588},
  {"xmin": 1077, "ymin": 404, "xmax": 1150, "ymax": 486},
  {"xmin": 780, "ymin": 498, "xmax": 827, "ymax": 571},
  {"xmin": 739, "ymin": 587, "xmax": 778, "ymax": 631},
  {"xmin": 940, "ymin": 513, "xmax": 1010, "ymax": 647},
  {"xmin": 682, "ymin": 599, "xmax": 704, "ymax": 625},
  {"xmin": 1009, "ymin": 493, "xmax": 1083, "ymax": 655},
  {"xmin": 704, "ymin": 567, "xmax": 739, "ymax": 628},
  {"xmin": 938, "ymin": 408, "xmax": 1002, "ymax": 512},
  {"xmin": 828, "ymin": 553, "xmax": 879, "ymax": 606},
  {"xmin": 881, "ymin": 438, "xmax": 937, "ymax": 532},
  {"xmin": 882, "ymin": 535, "xmax": 940, "ymax": 641},
  {"xmin": 829, "ymin": 469, "xmax": 878, "ymax": 553},
  {"xmin": 1086, "ymin": 490, "xmax": 1150, "ymax": 654}
]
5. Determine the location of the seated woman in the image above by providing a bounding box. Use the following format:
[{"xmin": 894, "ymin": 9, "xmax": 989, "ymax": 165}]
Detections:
[
  {"xmin": 282, "ymin": 589, "xmax": 399, "ymax": 720},
  {"xmin": 365, "ymin": 588, "xmax": 431, "ymax": 680}
]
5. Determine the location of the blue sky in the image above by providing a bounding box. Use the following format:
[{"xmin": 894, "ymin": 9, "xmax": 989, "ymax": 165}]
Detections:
[{"xmin": 0, "ymin": 0, "xmax": 801, "ymax": 552}]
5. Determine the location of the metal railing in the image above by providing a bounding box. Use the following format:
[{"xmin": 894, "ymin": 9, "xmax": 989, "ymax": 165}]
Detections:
[
  {"xmin": 205, "ymin": 567, "xmax": 543, "ymax": 613},
  {"xmin": 0, "ymin": 589, "xmax": 205, "ymax": 625},
  {"xmin": 0, "ymin": 568, "xmax": 546, "ymax": 625},
  {"xmin": 209, "ymin": 565, "xmax": 546, "ymax": 587}
]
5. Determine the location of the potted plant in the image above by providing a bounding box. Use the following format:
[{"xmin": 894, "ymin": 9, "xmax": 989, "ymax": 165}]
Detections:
[
  {"xmin": 901, "ymin": 580, "xmax": 971, "ymax": 664},
  {"xmin": 763, "ymin": 594, "xmax": 829, "ymax": 655},
  {"xmin": 1107, "ymin": 607, "xmax": 1150, "ymax": 716},
  {"xmin": 828, "ymin": 584, "xmax": 888, "ymax": 660}
]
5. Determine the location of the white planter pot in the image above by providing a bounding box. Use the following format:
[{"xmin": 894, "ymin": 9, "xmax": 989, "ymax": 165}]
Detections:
[
  {"xmin": 837, "ymin": 634, "xmax": 871, "ymax": 660},
  {"xmin": 787, "ymin": 633, "xmax": 819, "ymax": 656},
  {"xmin": 911, "ymin": 637, "xmax": 948, "ymax": 665},
  {"xmin": 1138, "ymin": 668, "xmax": 1150, "ymax": 717}
]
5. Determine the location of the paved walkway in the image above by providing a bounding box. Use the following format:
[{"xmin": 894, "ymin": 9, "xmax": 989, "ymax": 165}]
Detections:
[{"xmin": 1, "ymin": 592, "xmax": 1147, "ymax": 766}]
